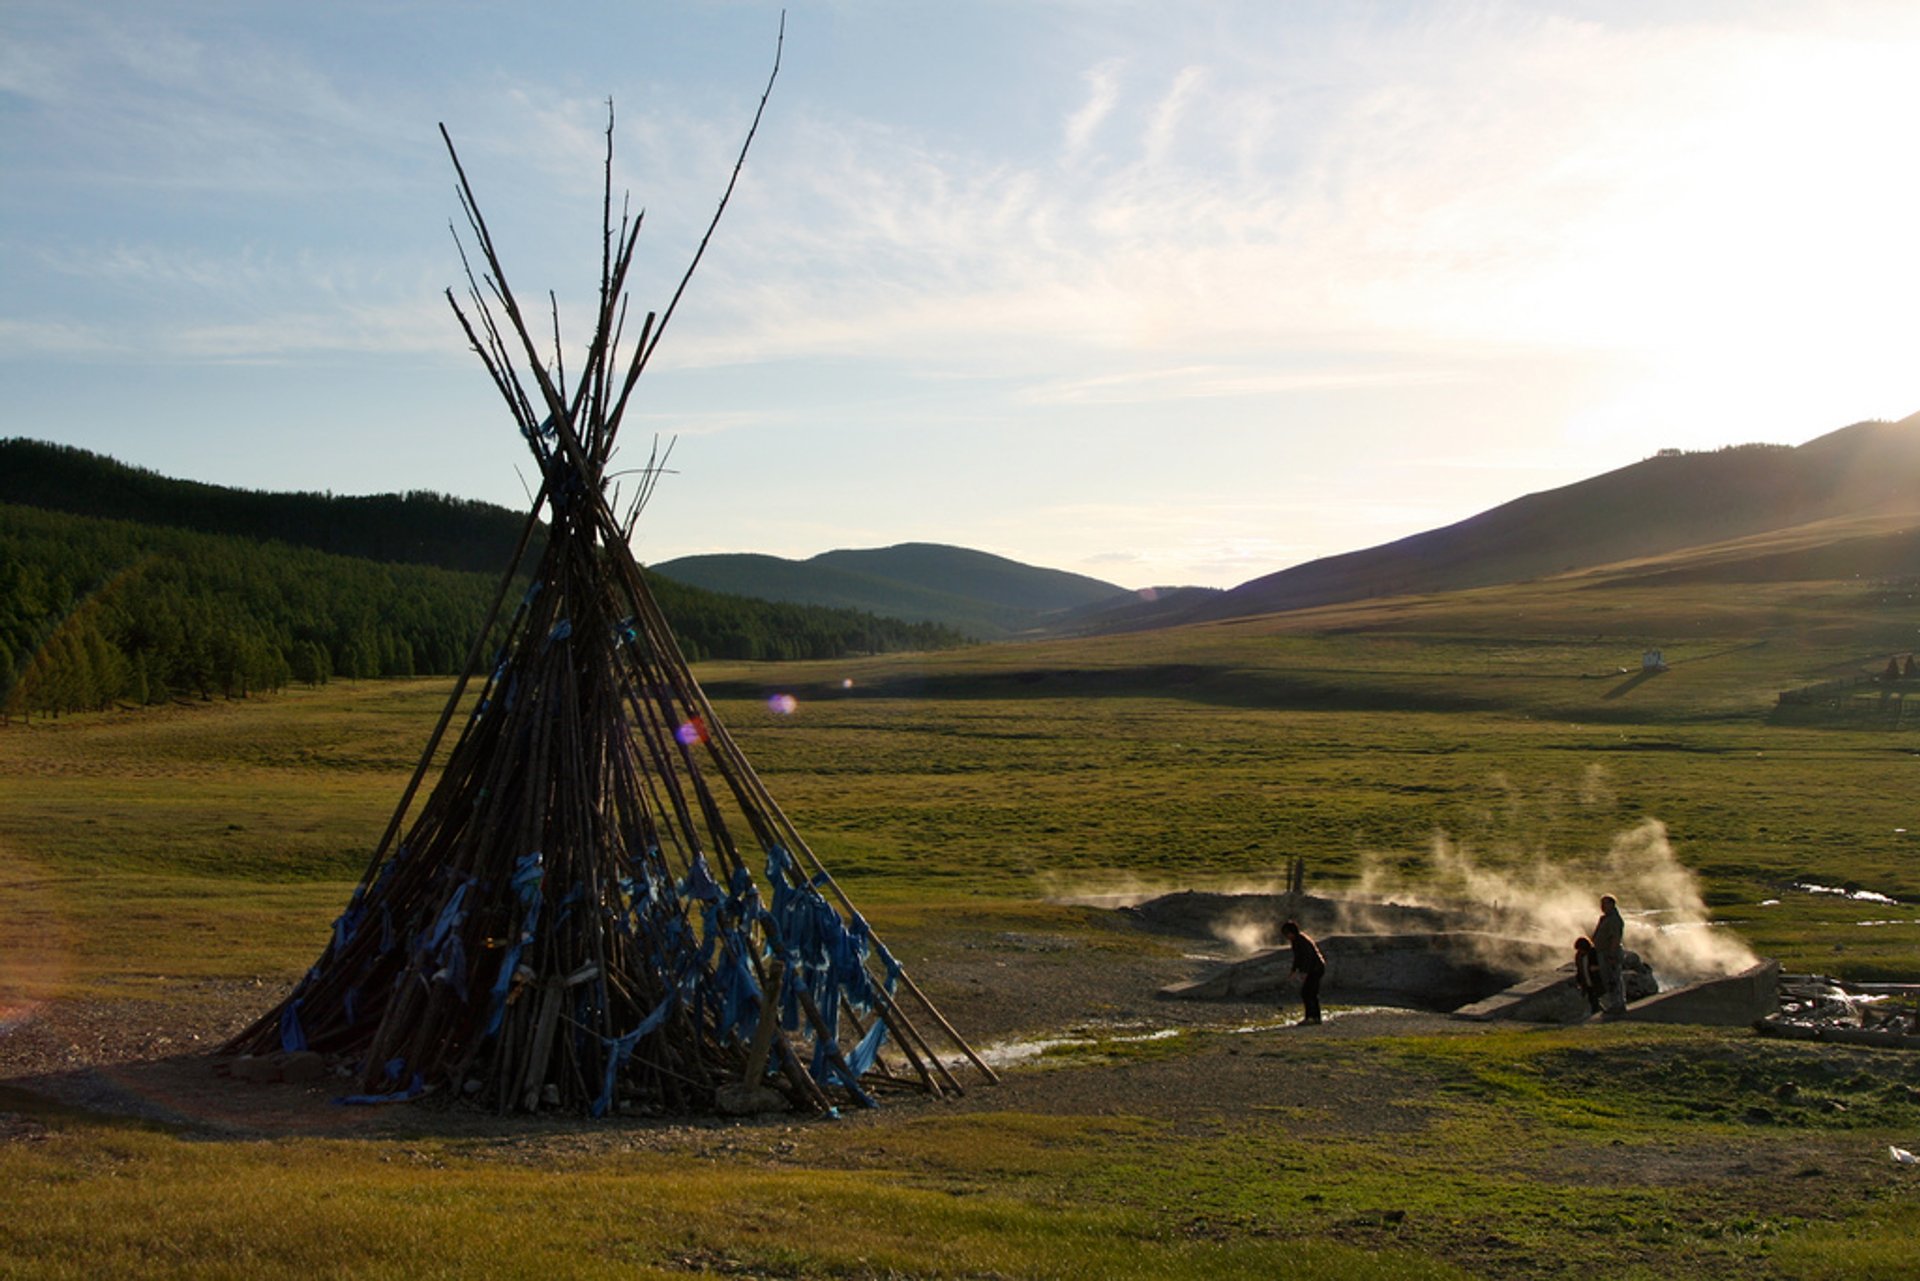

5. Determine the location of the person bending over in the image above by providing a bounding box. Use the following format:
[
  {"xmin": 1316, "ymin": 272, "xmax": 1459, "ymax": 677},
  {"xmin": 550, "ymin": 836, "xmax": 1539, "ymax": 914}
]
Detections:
[{"xmin": 1280, "ymin": 919, "xmax": 1326, "ymax": 1026}]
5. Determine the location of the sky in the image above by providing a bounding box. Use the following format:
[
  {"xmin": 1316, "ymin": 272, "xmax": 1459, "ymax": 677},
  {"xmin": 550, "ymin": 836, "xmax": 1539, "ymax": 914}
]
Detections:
[{"xmin": 3, "ymin": 1, "xmax": 1918, "ymax": 590}]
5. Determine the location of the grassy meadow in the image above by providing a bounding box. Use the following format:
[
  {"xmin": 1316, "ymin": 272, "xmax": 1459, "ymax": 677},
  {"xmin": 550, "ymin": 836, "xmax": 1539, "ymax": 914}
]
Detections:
[{"xmin": 4, "ymin": 564, "xmax": 1919, "ymax": 1277}]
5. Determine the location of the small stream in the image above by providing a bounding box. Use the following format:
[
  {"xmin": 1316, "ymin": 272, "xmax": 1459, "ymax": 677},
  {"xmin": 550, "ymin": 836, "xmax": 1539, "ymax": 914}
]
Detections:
[{"xmin": 971, "ymin": 1006, "xmax": 1406, "ymax": 1070}]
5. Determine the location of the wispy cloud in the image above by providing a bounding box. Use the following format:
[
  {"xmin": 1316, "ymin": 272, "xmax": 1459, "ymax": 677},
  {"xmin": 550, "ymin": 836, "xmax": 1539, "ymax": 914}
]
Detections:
[
  {"xmin": 162, "ymin": 298, "xmax": 455, "ymax": 362},
  {"xmin": 646, "ymin": 1, "xmax": 1920, "ymax": 430},
  {"xmin": 43, "ymin": 2, "xmax": 1905, "ymax": 396},
  {"xmin": 621, "ymin": 408, "xmax": 769, "ymax": 439},
  {"xmin": 1141, "ymin": 65, "xmax": 1205, "ymax": 166},
  {"xmin": 0, "ymin": 8, "xmax": 417, "ymax": 194},
  {"xmin": 1020, "ymin": 362, "xmax": 1464, "ymax": 406},
  {"xmin": 0, "ymin": 317, "xmax": 114, "ymax": 356},
  {"xmin": 1063, "ymin": 59, "xmax": 1123, "ymax": 157}
]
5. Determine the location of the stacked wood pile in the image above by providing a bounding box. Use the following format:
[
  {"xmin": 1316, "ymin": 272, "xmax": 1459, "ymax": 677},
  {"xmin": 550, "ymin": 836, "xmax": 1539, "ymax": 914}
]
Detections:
[{"xmin": 228, "ymin": 39, "xmax": 993, "ymax": 1115}]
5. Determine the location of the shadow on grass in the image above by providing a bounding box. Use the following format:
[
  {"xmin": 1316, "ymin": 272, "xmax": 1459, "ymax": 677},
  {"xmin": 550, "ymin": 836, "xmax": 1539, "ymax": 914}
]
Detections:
[
  {"xmin": 0, "ymin": 1055, "xmax": 740, "ymax": 1145},
  {"xmin": 1602, "ymin": 668, "xmax": 1662, "ymax": 700},
  {"xmin": 708, "ymin": 662, "xmax": 1730, "ymax": 725},
  {"xmin": 705, "ymin": 664, "xmax": 1504, "ymax": 715}
]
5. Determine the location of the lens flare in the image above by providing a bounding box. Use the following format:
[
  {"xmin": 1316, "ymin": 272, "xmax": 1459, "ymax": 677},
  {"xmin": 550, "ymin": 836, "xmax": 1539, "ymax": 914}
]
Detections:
[
  {"xmin": 840, "ymin": 678, "xmax": 855, "ymax": 690},
  {"xmin": 767, "ymin": 693, "xmax": 798, "ymax": 715},
  {"xmin": 674, "ymin": 718, "xmax": 707, "ymax": 746},
  {"xmin": 0, "ymin": 848, "xmax": 72, "ymax": 1038}
]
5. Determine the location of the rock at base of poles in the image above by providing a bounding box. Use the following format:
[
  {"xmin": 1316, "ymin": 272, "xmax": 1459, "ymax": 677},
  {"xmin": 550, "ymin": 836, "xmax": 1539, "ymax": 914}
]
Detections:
[
  {"xmin": 221, "ymin": 1050, "xmax": 329, "ymax": 1085},
  {"xmin": 714, "ymin": 1083, "xmax": 790, "ymax": 1116}
]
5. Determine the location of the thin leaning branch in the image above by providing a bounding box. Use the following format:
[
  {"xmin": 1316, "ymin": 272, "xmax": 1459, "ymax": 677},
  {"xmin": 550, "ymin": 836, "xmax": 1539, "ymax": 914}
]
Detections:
[{"xmin": 608, "ymin": 11, "xmax": 784, "ymax": 439}]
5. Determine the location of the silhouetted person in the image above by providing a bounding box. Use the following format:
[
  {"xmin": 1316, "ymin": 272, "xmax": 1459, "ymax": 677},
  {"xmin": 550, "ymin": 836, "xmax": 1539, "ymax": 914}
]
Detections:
[
  {"xmin": 1281, "ymin": 919, "xmax": 1325, "ymax": 1025},
  {"xmin": 1572, "ymin": 936, "xmax": 1603, "ymax": 1015},
  {"xmin": 1592, "ymin": 895, "xmax": 1627, "ymax": 1014}
]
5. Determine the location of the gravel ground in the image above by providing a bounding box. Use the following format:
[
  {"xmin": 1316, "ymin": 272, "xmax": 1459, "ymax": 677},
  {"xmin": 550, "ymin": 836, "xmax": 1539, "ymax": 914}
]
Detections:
[{"xmin": 0, "ymin": 909, "xmax": 1468, "ymax": 1143}]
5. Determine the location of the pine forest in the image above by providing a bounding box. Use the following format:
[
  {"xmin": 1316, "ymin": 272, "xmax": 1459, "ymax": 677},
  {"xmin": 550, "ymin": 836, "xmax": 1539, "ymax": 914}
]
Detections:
[{"xmin": 0, "ymin": 495, "xmax": 964, "ymax": 719}]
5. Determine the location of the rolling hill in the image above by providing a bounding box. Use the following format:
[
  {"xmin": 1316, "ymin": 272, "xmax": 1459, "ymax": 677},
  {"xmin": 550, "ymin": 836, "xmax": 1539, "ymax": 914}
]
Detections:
[
  {"xmin": 660, "ymin": 414, "xmax": 1920, "ymax": 643},
  {"xmin": 17, "ymin": 407, "xmax": 1917, "ymax": 687},
  {"xmin": 1033, "ymin": 414, "xmax": 1920, "ymax": 637},
  {"xmin": 649, "ymin": 543, "xmax": 1134, "ymax": 638},
  {"xmin": 0, "ymin": 438, "xmax": 531, "ymax": 576}
]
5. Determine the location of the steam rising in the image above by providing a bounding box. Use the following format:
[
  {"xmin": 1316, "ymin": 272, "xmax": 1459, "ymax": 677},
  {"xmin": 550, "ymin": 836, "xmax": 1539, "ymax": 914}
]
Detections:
[
  {"xmin": 1043, "ymin": 871, "xmax": 1291, "ymax": 955},
  {"xmin": 1209, "ymin": 910, "xmax": 1278, "ymax": 956},
  {"xmin": 1040, "ymin": 872, "xmax": 1193, "ymax": 910},
  {"xmin": 1046, "ymin": 817, "xmax": 1760, "ymax": 983},
  {"xmin": 1352, "ymin": 819, "xmax": 1758, "ymax": 984}
]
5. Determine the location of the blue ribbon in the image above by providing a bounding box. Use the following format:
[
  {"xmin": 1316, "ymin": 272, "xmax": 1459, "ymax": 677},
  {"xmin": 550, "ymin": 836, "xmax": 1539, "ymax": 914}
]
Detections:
[
  {"xmin": 484, "ymin": 851, "xmax": 546, "ymax": 1037},
  {"xmin": 843, "ymin": 1018, "xmax": 889, "ymax": 1078},
  {"xmin": 279, "ymin": 998, "xmax": 306, "ymax": 1053},
  {"xmin": 339, "ymin": 1073, "xmax": 427, "ymax": 1106},
  {"xmin": 433, "ymin": 933, "xmax": 469, "ymax": 1002},
  {"xmin": 592, "ymin": 998, "xmax": 677, "ymax": 1118},
  {"xmin": 424, "ymin": 881, "xmax": 471, "ymax": 952}
]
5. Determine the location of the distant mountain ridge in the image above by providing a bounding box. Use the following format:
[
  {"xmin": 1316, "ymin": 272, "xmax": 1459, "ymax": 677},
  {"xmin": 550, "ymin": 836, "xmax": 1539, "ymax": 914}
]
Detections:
[
  {"xmin": 1183, "ymin": 413, "xmax": 1920, "ymax": 624},
  {"xmin": 650, "ymin": 542, "xmax": 1132, "ymax": 638},
  {"xmin": 18, "ymin": 410, "xmax": 1916, "ymax": 667}
]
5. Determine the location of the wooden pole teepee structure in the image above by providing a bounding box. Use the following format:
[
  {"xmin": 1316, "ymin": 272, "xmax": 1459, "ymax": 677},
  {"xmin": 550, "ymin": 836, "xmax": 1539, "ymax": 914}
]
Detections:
[{"xmin": 228, "ymin": 34, "xmax": 994, "ymax": 1116}]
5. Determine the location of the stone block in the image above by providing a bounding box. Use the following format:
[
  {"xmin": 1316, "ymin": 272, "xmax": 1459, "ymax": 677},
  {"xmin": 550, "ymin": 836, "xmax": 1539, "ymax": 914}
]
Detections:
[{"xmin": 1625, "ymin": 960, "xmax": 1780, "ymax": 1026}]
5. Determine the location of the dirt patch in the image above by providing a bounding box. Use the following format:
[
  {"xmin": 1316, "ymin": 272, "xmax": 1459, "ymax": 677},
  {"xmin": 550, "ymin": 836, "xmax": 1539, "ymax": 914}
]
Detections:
[
  {"xmin": 0, "ymin": 912, "xmax": 1911, "ymax": 1184},
  {"xmin": 0, "ymin": 912, "xmax": 1452, "ymax": 1143}
]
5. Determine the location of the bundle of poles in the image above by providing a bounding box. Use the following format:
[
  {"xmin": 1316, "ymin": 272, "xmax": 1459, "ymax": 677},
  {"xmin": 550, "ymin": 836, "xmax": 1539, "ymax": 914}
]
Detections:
[{"xmin": 227, "ymin": 32, "xmax": 995, "ymax": 1115}]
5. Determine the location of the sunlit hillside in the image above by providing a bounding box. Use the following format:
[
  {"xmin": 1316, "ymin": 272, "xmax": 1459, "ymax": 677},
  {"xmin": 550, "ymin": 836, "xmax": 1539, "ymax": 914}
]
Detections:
[{"xmin": 1145, "ymin": 414, "xmax": 1920, "ymax": 626}]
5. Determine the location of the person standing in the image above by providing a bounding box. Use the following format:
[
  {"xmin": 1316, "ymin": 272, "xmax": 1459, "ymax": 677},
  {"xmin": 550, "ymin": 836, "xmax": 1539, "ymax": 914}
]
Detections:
[
  {"xmin": 1280, "ymin": 919, "xmax": 1326, "ymax": 1025},
  {"xmin": 1592, "ymin": 895, "xmax": 1628, "ymax": 1015},
  {"xmin": 1572, "ymin": 936, "xmax": 1603, "ymax": 1015}
]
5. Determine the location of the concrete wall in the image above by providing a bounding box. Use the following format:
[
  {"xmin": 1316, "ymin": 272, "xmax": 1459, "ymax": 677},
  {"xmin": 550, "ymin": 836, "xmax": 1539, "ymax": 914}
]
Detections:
[
  {"xmin": 1454, "ymin": 971, "xmax": 1592, "ymax": 1024},
  {"xmin": 1160, "ymin": 932, "xmax": 1564, "ymax": 1009},
  {"xmin": 1625, "ymin": 959, "xmax": 1780, "ymax": 1026},
  {"xmin": 1459, "ymin": 958, "xmax": 1777, "ymax": 1026}
]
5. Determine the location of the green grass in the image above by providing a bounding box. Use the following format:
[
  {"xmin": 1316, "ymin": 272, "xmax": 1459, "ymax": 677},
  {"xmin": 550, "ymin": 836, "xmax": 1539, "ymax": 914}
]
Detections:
[
  {"xmin": 0, "ymin": 1105, "xmax": 1464, "ymax": 1281},
  {"xmin": 5, "ymin": 574, "xmax": 1919, "ymax": 979},
  {"xmin": 3, "ymin": 1053, "xmax": 1910, "ymax": 1280},
  {"xmin": 4, "ymin": 566, "xmax": 1919, "ymax": 1276},
  {"xmin": 1389, "ymin": 1025, "xmax": 1920, "ymax": 1131}
]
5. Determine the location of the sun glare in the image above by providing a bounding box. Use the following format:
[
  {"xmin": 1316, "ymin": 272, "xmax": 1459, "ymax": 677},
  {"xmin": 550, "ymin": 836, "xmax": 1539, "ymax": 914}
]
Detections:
[{"xmin": 1483, "ymin": 28, "xmax": 1920, "ymax": 448}]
